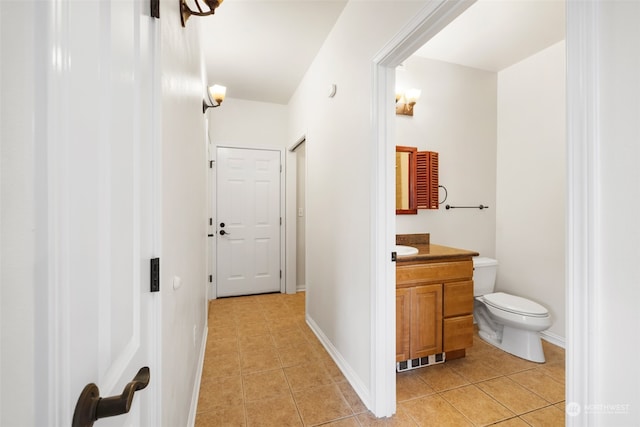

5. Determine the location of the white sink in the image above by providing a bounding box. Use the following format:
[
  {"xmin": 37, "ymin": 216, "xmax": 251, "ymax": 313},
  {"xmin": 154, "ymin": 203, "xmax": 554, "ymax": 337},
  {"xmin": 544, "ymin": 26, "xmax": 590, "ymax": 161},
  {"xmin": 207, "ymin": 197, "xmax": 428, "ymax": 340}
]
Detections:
[{"xmin": 395, "ymin": 245, "xmax": 419, "ymax": 256}]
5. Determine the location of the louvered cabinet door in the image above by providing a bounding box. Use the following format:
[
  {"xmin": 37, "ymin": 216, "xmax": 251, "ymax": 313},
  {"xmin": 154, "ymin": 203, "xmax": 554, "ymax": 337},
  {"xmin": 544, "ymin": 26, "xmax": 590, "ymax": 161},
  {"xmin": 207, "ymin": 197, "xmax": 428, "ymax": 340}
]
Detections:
[{"xmin": 416, "ymin": 151, "xmax": 439, "ymax": 209}]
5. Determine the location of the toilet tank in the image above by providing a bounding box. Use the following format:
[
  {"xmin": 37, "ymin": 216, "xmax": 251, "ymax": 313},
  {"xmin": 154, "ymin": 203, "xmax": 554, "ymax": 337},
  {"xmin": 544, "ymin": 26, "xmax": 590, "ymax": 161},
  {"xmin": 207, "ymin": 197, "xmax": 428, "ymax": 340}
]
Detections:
[{"xmin": 472, "ymin": 257, "xmax": 498, "ymax": 296}]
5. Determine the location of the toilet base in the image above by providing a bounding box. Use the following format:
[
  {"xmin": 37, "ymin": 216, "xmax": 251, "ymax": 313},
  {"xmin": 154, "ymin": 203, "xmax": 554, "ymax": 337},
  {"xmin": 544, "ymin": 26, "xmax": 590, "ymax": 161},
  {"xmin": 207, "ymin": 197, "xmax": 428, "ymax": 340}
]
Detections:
[{"xmin": 478, "ymin": 325, "xmax": 546, "ymax": 363}]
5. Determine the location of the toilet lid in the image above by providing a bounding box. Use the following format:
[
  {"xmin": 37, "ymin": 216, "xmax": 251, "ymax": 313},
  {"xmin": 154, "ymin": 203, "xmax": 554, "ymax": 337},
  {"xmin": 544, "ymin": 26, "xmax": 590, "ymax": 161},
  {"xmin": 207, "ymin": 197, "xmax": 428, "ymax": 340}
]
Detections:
[{"xmin": 482, "ymin": 292, "xmax": 548, "ymax": 317}]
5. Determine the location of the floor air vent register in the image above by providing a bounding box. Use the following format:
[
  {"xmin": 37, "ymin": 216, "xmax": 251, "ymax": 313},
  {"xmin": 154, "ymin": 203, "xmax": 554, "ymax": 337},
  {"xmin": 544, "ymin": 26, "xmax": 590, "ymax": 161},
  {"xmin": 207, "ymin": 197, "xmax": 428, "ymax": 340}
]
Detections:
[{"xmin": 396, "ymin": 353, "xmax": 446, "ymax": 372}]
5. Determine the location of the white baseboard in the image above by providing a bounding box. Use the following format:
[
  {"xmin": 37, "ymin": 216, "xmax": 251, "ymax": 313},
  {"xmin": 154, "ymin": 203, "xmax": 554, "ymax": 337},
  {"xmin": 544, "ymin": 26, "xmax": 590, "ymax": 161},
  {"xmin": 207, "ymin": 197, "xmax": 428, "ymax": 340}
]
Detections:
[
  {"xmin": 305, "ymin": 314, "xmax": 371, "ymax": 410},
  {"xmin": 296, "ymin": 284, "xmax": 306, "ymax": 292},
  {"xmin": 187, "ymin": 325, "xmax": 209, "ymax": 427},
  {"xmin": 541, "ymin": 330, "xmax": 566, "ymax": 349}
]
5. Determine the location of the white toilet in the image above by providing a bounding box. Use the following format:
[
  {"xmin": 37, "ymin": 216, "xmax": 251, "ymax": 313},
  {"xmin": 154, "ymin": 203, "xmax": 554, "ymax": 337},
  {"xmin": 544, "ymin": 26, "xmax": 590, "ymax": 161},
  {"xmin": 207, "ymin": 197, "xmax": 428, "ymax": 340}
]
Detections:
[{"xmin": 473, "ymin": 257, "xmax": 552, "ymax": 363}]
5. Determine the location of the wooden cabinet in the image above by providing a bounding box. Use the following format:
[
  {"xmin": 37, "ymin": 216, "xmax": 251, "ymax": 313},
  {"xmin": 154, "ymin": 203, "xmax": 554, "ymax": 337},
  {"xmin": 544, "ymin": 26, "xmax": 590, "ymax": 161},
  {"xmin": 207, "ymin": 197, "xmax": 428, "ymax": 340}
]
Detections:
[
  {"xmin": 396, "ymin": 258, "xmax": 474, "ymax": 363},
  {"xmin": 443, "ymin": 280, "xmax": 474, "ymax": 353},
  {"xmin": 396, "ymin": 285, "xmax": 443, "ymax": 361},
  {"xmin": 396, "ymin": 288, "xmax": 411, "ymax": 361}
]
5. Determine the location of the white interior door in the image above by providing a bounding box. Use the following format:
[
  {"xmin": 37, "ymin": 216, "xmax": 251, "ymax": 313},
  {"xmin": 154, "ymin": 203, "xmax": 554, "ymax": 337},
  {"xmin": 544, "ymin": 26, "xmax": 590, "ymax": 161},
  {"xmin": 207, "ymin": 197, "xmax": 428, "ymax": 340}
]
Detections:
[
  {"xmin": 46, "ymin": 1, "xmax": 159, "ymax": 425},
  {"xmin": 216, "ymin": 147, "xmax": 282, "ymax": 297}
]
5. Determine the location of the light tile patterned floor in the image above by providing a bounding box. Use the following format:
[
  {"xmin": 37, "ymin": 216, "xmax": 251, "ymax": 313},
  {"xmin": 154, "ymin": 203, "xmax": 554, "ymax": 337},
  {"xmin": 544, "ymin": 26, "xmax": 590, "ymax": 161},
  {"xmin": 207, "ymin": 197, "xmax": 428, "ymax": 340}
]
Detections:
[{"xmin": 196, "ymin": 292, "xmax": 565, "ymax": 426}]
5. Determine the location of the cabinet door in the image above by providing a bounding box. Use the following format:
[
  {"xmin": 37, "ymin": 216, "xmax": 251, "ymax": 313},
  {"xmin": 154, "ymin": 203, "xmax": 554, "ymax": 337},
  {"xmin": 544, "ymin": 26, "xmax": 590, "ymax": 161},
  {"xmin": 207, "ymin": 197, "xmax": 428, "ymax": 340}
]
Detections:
[
  {"xmin": 411, "ymin": 284, "xmax": 443, "ymax": 358},
  {"xmin": 396, "ymin": 288, "xmax": 411, "ymax": 362}
]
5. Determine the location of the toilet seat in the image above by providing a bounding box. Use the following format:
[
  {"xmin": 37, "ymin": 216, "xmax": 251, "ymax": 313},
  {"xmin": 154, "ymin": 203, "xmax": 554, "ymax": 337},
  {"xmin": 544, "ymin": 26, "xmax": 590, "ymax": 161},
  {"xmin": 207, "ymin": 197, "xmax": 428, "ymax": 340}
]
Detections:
[{"xmin": 482, "ymin": 292, "xmax": 548, "ymax": 317}]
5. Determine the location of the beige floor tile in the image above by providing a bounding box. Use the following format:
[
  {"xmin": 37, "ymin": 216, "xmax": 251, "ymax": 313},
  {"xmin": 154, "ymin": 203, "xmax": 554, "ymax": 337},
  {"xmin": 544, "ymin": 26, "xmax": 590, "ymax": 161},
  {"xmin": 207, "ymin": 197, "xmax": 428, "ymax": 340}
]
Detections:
[
  {"xmin": 538, "ymin": 360, "xmax": 565, "ymax": 385},
  {"xmin": 263, "ymin": 307, "xmax": 297, "ymax": 320},
  {"xmin": 476, "ymin": 376, "xmax": 549, "ymax": 415},
  {"xmin": 239, "ymin": 333, "xmax": 275, "ymax": 351},
  {"xmin": 336, "ymin": 380, "xmax": 368, "ymax": 414},
  {"xmin": 206, "ymin": 336, "xmax": 239, "ymax": 355},
  {"xmin": 268, "ymin": 318, "xmax": 304, "ymax": 334},
  {"xmin": 465, "ymin": 335, "xmax": 495, "ymax": 356},
  {"xmin": 242, "ymin": 368, "xmax": 292, "ymax": 402},
  {"xmin": 490, "ymin": 417, "xmax": 530, "ymax": 427},
  {"xmin": 245, "ymin": 395, "xmax": 303, "ymax": 427},
  {"xmin": 357, "ymin": 406, "xmax": 418, "ymax": 426},
  {"xmin": 322, "ymin": 358, "xmax": 347, "ymax": 383},
  {"xmin": 202, "ymin": 352, "xmax": 241, "ymax": 379},
  {"xmin": 198, "ymin": 375, "xmax": 244, "ymax": 412},
  {"xmin": 396, "ymin": 371, "xmax": 436, "ymax": 402},
  {"xmin": 237, "ymin": 310, "xmax": 268, "ymax": 323},
  {"xmin": 447, "ymin": 355, "xmax": 502, "ymax": 383},
  {"xmin": 240, "ymin": 347, "xmax": 282, "ymax": 374},
  {"xmin": 321, "ymin": 416, "xmax": 361, "ymax": 427},
  {"xmin": 414, "ymin": 363, "xmax": 470, "ymax": 392},
  {"xmin": 271, "ymin": 329, "xmax": 308, "ymax": 348},
  {"xmin": 293, "ymin": 383, "xmax": 353, "ymax": 426},
  {"xmin": 401, "ymin": 394, "xmax": 473, "ymax": 426},
  {"xmin": 480, "ymin": 351, "xmax": 539, "ymax": 375},
  {"xmin": 284, "ymin": 362, "xmax": 334, "ymax": 392},
  {"xmin": 277, "ymin": 342, "xmax": 320, "ymax": 368},
  {"xmin": 520, "ymin": 405, "xmax": 565, "ymax": 427},
  {"xmin": 208, "ymin": 324, "xmax": 239, "ymax": 341},
  {"xmin": 237, "ymin": 321, "xmax": 271, "ymax": 337},
  {"xmin": 195, "ymin": 403, "xmax": 246, "ymax": 426},
  {"xmin": 440, "ymin": 384, "xmax": 514, "ymax": 425},
  {"xmin": 508, "ymin": 369, "xmax": 565, "ymax": 403},
  {"xmin": 308, "ymin": 340, "xmax": 331, "ymax": 358}
]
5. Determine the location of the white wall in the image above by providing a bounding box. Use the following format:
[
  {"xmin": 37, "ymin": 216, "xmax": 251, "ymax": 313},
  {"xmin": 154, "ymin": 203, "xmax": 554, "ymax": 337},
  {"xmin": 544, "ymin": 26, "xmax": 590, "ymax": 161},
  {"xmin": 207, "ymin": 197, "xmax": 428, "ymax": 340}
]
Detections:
[
  {"xmin": 496, "ymin": 41, "xmax": 566, "ymax": 341},
  {"xmin": 287, "ymin": 0, "xmax": 426, "ymax": 407},
  {"xmin": 395, "ymin": 57, "xmax": 497, "ymax": 257},
  {"xmin": 159, "ymin": 3, "xmax": 209, "ymax": 425},
  {"xmin": 207, "ymin": 97, "xmax": 288, "ymax": 147}
]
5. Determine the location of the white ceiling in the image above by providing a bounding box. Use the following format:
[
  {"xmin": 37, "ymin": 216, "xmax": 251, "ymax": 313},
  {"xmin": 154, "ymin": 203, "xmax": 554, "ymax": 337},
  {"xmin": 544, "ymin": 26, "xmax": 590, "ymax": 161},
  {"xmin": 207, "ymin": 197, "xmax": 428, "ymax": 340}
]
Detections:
[
  {"xmin": 413, "ymin": 0, "xmax": 565, "ymax": 71},
  {"xmin": 201, "ymin": 0, "xmax": 565, "ymax": 105},
  {"xmin": 200, "ymin": 0, "xmax": 347, "ymax": 105}
]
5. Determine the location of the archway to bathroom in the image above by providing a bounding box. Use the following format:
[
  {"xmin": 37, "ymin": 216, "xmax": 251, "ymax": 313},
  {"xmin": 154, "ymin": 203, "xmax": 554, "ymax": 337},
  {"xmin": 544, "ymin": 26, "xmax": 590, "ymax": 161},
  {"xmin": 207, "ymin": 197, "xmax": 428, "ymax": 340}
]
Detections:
[{"xmin": 370, "ymin": 0, "xmax": 566, "ymax": 417}]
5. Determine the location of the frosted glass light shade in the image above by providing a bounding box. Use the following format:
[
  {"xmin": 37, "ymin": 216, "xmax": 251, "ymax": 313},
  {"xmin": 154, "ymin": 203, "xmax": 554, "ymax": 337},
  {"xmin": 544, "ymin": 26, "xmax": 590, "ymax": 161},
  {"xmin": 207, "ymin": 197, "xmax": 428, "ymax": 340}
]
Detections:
[{"xmin": 208, "ymin": 84, "xmax": 226, "ymax": 104}]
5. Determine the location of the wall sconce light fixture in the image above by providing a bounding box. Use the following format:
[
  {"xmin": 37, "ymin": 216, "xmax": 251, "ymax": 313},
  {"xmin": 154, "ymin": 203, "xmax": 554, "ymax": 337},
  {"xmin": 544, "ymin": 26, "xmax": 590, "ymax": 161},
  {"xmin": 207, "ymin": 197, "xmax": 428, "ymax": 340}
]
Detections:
[
  {"xmin": 203, "ymin": 84, "xmax": 226, "ymax": 113},
  {"xmin": 395, "ymin": 88, "xmax": 421, "ymax": 116},
  {"xmin": 180, "ymin": 0, "xmax": 223, "ymax": 27}
]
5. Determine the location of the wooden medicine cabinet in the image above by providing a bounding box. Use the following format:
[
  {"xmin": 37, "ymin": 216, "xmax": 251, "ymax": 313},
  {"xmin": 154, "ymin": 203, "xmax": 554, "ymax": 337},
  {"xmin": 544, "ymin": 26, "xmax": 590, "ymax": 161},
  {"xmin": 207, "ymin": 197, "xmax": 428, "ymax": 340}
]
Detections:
[{"xmin": 396, "ymin": 146, "xmax": 439, "ymax": 214}]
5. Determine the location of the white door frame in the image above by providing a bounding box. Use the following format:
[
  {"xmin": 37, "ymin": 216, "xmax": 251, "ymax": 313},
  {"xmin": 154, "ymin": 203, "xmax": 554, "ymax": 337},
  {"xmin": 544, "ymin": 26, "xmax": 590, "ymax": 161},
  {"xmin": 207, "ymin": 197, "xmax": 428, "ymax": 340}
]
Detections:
[
  {"xmin": 370, "ymin": 1, "xmax": 478, "ymax": 416},
  {"xmin": 211, "ymin": 144, "xmax": 286, "ymax": 298},
  {"xmin": 372, "ymin": 0, "xmax": 601, "ymax": 420}
]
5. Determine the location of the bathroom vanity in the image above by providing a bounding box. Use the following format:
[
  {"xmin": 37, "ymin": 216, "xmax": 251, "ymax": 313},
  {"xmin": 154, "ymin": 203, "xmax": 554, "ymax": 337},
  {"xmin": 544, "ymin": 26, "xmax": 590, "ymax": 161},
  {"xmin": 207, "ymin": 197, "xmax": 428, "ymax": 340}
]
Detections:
[{"xmin": 396, "ymin": 234, "xmax": 479, "ymax": 368}]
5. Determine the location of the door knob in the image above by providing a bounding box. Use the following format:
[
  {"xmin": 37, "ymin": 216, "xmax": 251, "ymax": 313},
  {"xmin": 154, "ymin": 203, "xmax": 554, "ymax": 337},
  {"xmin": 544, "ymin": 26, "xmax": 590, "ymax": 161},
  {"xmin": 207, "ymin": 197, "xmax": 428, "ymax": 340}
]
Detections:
[
  {"xmin": 72, "ymin": 367, "xmax": 150, "ymax": 427},
  {"xmin": 219, "ymin": 230, "xmax": 229, "ymax": 236}
]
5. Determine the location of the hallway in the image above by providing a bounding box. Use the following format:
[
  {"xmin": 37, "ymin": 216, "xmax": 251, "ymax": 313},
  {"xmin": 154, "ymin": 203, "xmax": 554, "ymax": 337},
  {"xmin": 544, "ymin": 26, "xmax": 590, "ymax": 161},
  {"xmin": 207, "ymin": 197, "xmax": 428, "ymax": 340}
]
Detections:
[{"xmin": 196, "ymin": 292, "xmax": 565, "ymax": 426}]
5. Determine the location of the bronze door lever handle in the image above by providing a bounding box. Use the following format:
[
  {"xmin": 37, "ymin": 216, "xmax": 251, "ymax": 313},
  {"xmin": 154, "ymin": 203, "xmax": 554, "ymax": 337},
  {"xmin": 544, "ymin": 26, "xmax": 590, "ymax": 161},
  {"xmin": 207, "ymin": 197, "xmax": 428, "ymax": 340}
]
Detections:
[{"xmin": 72, "ymin": 366, "xmax": 150, "ymax": 427}]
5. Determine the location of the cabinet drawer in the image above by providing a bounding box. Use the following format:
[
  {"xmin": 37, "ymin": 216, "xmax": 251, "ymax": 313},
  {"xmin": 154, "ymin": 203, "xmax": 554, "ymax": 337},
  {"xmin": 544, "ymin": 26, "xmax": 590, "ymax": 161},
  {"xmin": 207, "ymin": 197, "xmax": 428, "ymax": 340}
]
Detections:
[
  {"xmin": 444, "ymin": 281, "xmax": 474, "ymax": 317},
  {"xmin": 443, "ymin": 315, "xmax": 474, "ymax": 352},
  {"xmin": 396, "ymin": 260, "xmax": 473, "ymax": 286}
]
